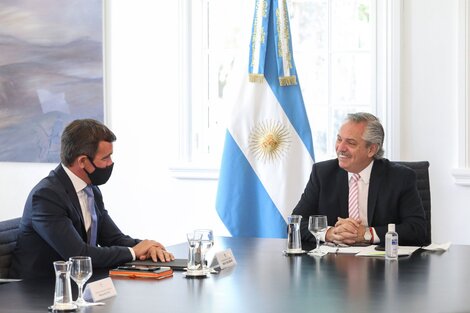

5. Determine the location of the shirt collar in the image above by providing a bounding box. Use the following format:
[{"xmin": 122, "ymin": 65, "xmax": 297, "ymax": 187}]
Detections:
[
  {"xmin": 348, "ymin": 160, "xmax": 374, "ymax": 184},
  {"xmin": 62, "ymin": 164, "xmax": 88, "ymax": 193}
]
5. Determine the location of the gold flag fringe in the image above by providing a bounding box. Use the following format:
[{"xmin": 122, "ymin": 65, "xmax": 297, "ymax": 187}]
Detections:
[
  {"xmin": 279, "ymin": 76, "xmax": 297, "ymax": 86},
  {"xmin": 249, "ymin": 74, "xmax": 265, "ymax": 83}
]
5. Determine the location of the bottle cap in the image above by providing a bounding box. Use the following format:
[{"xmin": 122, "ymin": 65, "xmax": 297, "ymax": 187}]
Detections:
[{"xmin": 388, "ymin": 224, "xmax": 395, "ymax": 232}]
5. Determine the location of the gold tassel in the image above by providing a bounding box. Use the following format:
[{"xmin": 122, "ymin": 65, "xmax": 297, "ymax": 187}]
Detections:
[
  {"xmin": 249, "ymin": 74, "xmax": 265, "ymax": 83},
  {"xmin": 279, "ymin": 76, "xmax": 297, "ymax": 86}
]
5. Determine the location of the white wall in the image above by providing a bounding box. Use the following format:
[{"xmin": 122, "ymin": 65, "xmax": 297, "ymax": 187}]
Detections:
[
  {"xmin": 401, "ymin": 0, "xmax": 470, "ymax": 245},
  {"xmin": 0, "ymin": 1, "xmax": 229, "ymax": 246},
  {"xmin": 0, "ymin": 162, "xmax": 51, "ymax": 219},
  {"xmin": 101, "ymin": 0, "xmax": 229, "ymax": 245},
  {"xmin": 1, "ymin": 0, "xmax": 468, "ymax": 246}
]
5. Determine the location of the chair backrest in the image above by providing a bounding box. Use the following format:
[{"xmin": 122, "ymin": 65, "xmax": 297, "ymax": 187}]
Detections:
[
  {"xmin": 0, "ymin": 217, "xmax": 21, "ymax": 278},
  {"xmin": 395, "ymin": 161, "xmax": 431, "ymax": 245}
]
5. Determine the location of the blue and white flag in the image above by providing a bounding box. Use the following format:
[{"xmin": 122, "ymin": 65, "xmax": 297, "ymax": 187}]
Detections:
[{"xmin": 216, "ymin": 0, "xmax": 314, "ymax": 238}]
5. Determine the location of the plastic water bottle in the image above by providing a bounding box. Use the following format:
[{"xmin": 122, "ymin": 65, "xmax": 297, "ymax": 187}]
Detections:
[{"xmin": 385, "ymin": 224, "xmax": 398, "ymax": 260}]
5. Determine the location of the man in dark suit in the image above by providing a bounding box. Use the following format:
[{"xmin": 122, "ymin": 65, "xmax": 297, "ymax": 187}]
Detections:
[
  {"xmin": 292, "ymin": 113, "xmax": 426, "ymax": 246},
  {"xmin": 11, "ymin": 119, "xmax": 174, "ymax": 279}
]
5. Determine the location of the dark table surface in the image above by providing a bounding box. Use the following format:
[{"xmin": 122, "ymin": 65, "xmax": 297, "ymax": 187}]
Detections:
[{"xmin": 1, "ymin": 237, "xmax": 469, "ymax": 313}]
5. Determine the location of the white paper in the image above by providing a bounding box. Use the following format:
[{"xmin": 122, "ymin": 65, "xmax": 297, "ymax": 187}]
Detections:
[
  {"xmin": 355, "ymin": 245, "xmax": 420, "ymax": 257},
  {"xmin": 422, "ymin": 242, "xmax": 451, "ymax": 251},
  {"xmin": 214, "ymin": 248, "xmax": 237, "ymax": 270},
  {"xmin": 0, "ymin": 278, "xmax": 22, "ymax": 283},
  {"xmin": 83, "ymin": 277, "xmax": 116, "ymax": 302},
  {"xmin": 310, "ymin": 245, "xmax": 364, "ymax": 255}
]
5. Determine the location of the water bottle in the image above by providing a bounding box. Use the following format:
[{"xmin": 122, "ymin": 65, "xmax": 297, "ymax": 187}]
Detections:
[{"xmin": 385, "ymin": 224, "xmax": 398, "ymax": 260}]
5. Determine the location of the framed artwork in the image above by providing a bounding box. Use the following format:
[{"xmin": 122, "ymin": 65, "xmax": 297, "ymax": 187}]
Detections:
[{"xmin": 0, "ymin": 0, "xmax": 104, "ymax": 163}]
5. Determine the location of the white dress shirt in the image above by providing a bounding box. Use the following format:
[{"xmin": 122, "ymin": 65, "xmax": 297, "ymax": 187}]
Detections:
[
  {"xmin": 347, "ymin": 160, "xmax": 379, "ymax": 243},
  {"xmin": 62, "ymin": 164, "xmax": 91, "ymax": 231}
]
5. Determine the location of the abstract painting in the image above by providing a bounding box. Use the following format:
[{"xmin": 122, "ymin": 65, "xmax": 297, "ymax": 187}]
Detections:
[{"xmin": 0, "ymin": 0, "xmax": 104, "ymax": 163}]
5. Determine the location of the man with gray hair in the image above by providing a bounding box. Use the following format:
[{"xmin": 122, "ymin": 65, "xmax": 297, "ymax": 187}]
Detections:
[{"xmin": 292, "ymin": 112, "xmax": 426, "ymax": 246}]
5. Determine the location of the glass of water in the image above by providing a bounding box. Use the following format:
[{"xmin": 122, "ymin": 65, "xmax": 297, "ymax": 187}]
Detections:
[
  {"xmin": 287, "ymin": 215, "xmax": 303, "ymax": 252},
  {"xmin": 194, "ymin": 229, "xmax": 214, "ymax": 272},
  {"xmin": 308, "ymin": 215, "xmax": 328, "ymax": 257},
  {"xmin": 69, "ymin": 256, "xmax": 93, "ymax": 306},
  {"xmin": 187, "ymin": 231, "xmax": 203, "ymax": 272}
]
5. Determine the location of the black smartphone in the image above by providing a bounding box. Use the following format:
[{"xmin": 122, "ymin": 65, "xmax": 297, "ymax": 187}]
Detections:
[
  {"xmin": 375, "ymin": 245, "xmax": 385, "ymax": 251},
  {"xmin": 117, "ymin": 265, "xmax": 160, "ymax": 271}
]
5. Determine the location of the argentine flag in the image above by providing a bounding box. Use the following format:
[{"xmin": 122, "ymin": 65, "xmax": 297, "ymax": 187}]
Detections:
[{"xmin": 216, "ymin": 0, "xmax": 314, "ymax": 238}]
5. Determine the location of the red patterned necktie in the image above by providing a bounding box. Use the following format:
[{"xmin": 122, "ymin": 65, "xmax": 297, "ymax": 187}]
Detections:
[{"xmin": 348, "ymin": 173, "xmax": 361, "ymax": 220}]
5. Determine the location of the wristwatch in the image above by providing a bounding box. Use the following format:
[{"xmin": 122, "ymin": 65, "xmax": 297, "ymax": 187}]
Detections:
[{"xmin": 364, "ymin": 227, "xmax": 372, "ymax": 243}]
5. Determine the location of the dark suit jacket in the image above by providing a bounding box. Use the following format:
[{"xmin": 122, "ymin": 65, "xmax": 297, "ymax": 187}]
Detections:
[
  {"xmin": 10, "ymin": 165, "xmax": 140, "ymax": 279},
  {"xmin": 292, "ymin": 158, "xmax": 427, "ymax": 246}
]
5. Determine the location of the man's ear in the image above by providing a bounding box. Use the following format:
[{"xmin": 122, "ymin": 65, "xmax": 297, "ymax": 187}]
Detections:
[
  {"xmin": 77, "ymin": 155, "xmax": 88, "ymax": 169},
  {"xmin": 367, "ymin": 144, "xmax": 378, "ymax": 158}
]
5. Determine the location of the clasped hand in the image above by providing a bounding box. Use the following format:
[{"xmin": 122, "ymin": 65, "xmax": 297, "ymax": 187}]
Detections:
[
  {"xmin": 325, "ymin": 217, "xmax": 367, "ymax": 245},
  {"xmin": 132, "ymin": 239, "xmax": 175, "ymax": 262}
]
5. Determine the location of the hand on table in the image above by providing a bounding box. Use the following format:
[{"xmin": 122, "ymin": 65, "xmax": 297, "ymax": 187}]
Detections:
[
  {"xmin": 132, "ymin": 239, "xmax": 175, "ymax": 262},
  {"xmin": 326, "ymin": 217, "xmax": 367, "ymax": 245}
]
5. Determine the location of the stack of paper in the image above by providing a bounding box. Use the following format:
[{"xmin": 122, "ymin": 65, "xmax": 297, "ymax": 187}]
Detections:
[
  {"xmin": 309, "ymin": 245, "xmax": 422, "ymax": 257},
  {"xmin": 421, "ymin": 242, "xmax": 451, "ymax": 251},
  {"xmin": 354, "ymin": 245, "xmax": 420, "ymax": 257},
  {"xmin": 313, "ymin": 245, "xmax": 363, "ymax": 255}
]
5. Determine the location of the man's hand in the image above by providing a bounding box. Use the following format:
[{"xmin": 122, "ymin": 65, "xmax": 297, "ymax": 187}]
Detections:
[
  {"xmin": 132, "ymin": 240, "xmax": 175, "ymax": 262},
  {"xmin": 325, "ymin": 217, "xmax": 363, "ymax": 245}
]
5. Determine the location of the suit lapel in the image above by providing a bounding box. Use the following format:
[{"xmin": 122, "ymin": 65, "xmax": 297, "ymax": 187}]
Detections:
[
  {"xmin": 338, "ymin": 167, "xmax": 349, "ymax": 218},
  {"xmin": 367, "ymin": 160, "xmax": 385, "ymax": 225},
  {"xmin": 54, "ymin": 165, "xmax": 87, "ymax": 234}
]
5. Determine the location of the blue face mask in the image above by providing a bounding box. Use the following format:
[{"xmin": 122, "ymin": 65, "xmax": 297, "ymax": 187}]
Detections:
[{"xmin": 85, "ymin": 157, "xmax": 114, "ymax": 185}]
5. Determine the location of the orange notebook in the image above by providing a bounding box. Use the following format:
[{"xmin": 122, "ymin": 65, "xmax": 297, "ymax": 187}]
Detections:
[{"xmin": 109, "ymin": 266, "xmax": 173, "ymax": 280}]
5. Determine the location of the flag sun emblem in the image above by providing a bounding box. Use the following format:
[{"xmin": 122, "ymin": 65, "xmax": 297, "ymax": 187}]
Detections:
[{"xmin": 249, "ymin": 120, "xmax": 291, "ymax": 162}]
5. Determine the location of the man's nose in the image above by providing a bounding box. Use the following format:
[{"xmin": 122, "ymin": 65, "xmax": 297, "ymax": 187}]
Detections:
[{"xmin": 336, "ymin": 142, "xmax": 346, "ymax": 152}]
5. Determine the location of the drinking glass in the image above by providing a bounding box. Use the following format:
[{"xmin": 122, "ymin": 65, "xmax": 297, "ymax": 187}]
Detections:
[
  {"xmin": 50, "ymin": 261, "xmax": 77, "ymax": 311},
  {"xmin": 69, "ymin": 256, "xmax": 93, "ymax": 306},
  {"xmin": 187, "ymin": 231, "xmax": 203, "ymax": 272},
  {"xmin": 287, "ymin": 215, "xmax": 303, "ymax": 252},
  {"xmin": 308, "ymin": 215, "xmax": 328, "ymax": 257},
  {"xmin": 194, "ymin": 229, "xmax": 214, "ymax": 272}
]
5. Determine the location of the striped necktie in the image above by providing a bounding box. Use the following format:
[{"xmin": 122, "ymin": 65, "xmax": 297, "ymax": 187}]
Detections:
[
  {"xmin": 83, "ymin": 186, "xmax": 98, "ymax": 246},
  {"xmin": 348, "ymin": 173, "xmax": 360, "ymax": 220}
]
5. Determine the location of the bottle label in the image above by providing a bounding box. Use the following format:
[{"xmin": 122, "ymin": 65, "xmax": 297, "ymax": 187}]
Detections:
[{"xmin": 385, "ymin": 233, "xmax": 399, "ymax": 259}]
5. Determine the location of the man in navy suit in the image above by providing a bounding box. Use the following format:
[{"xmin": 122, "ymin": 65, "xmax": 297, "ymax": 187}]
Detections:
[
  {"xmin": 11, "ymin": 119, "xmax": 174, "ymax": 279},
  {"xmin": 292, "ymin": 113, "xmax": 426, "ymax": 246}
]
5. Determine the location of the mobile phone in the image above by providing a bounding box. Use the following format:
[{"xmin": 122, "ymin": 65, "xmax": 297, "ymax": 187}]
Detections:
[
  {"xmin": 375, "ymin": 245, "xmax": 385, "ymax": 251},
  {"xmin": 117, "ymin": 265, "xmax": 160, "ymax": 271}
]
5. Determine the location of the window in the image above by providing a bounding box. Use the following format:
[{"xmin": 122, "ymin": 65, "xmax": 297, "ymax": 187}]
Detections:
[
  {"xmin": 452, "ymin": 0, "xmax": 470, "ymax": 185},
  {"xmin": 289, "ymin": 0, "xmax": 375, "ymax": 160},
  {"xmin": 175, "ymin": 0, "xmax": 397, "ymax": 178}
]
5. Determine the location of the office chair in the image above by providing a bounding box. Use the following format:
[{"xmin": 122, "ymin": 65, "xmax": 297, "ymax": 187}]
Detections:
[
  {"xmin": 0, "ymin": 217, "xmax": 21, "ymax": 279},
  {"xmin": 395, "ymin": 161, "xmax": 431, "ymax": 246}
]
